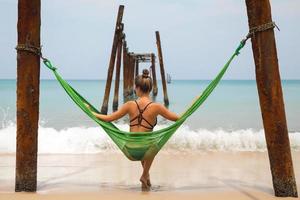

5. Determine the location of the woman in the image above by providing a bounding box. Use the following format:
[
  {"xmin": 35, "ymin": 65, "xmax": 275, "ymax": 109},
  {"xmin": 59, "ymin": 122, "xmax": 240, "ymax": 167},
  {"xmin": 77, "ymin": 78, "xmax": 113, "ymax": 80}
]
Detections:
[{"xmin": 89, "ymin": 69, "xmax": 179, "ymax": 189}]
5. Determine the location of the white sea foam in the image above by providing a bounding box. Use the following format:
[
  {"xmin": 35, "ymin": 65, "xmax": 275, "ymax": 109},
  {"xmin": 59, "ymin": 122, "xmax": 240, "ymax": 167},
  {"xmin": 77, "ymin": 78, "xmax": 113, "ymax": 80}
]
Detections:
[{"xmin": 0, "ymin": 122, "xmax": 299, "ymax": 154}]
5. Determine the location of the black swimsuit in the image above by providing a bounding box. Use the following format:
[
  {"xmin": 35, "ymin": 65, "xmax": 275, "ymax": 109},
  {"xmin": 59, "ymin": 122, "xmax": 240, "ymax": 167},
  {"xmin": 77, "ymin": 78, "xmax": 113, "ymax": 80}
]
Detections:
[{"xmin": 130, "ymin": 100, "xmax": 157, "ymax": 130}]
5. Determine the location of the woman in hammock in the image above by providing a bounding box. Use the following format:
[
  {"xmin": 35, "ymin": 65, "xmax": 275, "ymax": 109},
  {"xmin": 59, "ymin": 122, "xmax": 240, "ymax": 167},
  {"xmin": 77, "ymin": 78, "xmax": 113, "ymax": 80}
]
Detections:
[{"xmin": 90, "ymin": 69, "xmax": 179, "ymax": 189}]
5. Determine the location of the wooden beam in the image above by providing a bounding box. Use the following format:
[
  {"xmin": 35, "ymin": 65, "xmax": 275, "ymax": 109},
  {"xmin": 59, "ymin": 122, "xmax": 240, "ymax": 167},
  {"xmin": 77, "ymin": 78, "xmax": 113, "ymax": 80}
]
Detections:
[
  {"xmin": 155, "ymin": 31, "xmax": 169, "ymax": 106},
  {"xmin": 128, "ymin": 55, "xmax": 135, "ymax": 96},
  {"xmin": 245, "ymin": 0, "xmax": 298, "ymax": 197},
  {"xmin": 135, "ymin": 59, "xmax": 139, "ymax": 77},
  {"xmin": 151, "ymin": 53, "xmax": 158, "ymax": 96},
  {"xmin": 101, "ymin": 5, "xmax": 124, "ymax": 114},
  {"xmin": 15, "ymin": 0, "xmax": 40, "ymax": 192},
  {"xmin": 122, "ymin": 41, "xmax": 130, "ymax": 100},
  {"xmin": 131, "ymin": 53, "xmax": 152, "ymax": 62},
  {"xmin": 112, "ymin": 34, "xmax": 123, "ymax": 112}
]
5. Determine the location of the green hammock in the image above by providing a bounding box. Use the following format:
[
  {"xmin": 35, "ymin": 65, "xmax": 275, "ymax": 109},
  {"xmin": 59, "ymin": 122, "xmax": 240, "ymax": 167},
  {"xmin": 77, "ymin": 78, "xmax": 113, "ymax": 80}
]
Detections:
[{"xmin": 42, "ymin": 40, "xmax": 246, "ymax": 161}]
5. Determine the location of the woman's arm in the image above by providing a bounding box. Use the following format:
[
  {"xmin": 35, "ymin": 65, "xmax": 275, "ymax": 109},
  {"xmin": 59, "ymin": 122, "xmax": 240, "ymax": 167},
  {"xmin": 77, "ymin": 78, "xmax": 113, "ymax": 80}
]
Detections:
[
  {"xmin": 157, "ymin": 104, "xmax": 180, "ymax": 121},
  {"xmin": 86, "ymin": 102, "xmax": 130, "ymax": 122}
]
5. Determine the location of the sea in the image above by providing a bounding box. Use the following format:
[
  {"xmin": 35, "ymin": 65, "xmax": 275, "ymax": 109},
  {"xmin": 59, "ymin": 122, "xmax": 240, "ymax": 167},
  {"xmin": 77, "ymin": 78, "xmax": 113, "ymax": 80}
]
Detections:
[{"xmin": 0, "ymin": 79, "xmax": 299, "ymax": 154}]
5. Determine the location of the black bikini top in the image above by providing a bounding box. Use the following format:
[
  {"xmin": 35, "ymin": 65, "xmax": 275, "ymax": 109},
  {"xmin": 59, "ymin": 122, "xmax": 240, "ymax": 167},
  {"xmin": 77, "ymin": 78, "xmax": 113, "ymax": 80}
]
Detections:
[{"xmin": 130, "ymin": 100, "xmax": 157, "ymax": 130}]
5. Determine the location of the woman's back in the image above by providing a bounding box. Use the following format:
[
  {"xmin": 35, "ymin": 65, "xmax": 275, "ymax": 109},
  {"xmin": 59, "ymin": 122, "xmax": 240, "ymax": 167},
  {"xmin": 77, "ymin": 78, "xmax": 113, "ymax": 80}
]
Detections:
[{"xmin": 128, "ymin": 98, "xmax": 158, "ymax": 132}]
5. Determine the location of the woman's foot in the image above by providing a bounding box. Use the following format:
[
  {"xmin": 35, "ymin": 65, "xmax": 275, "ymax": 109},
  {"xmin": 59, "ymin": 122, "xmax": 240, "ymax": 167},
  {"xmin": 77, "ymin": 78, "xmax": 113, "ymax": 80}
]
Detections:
[
  {"xmin": 140, "ymin": 176, "xmax": 150, "ymax": 190},
  {"xmin": 146, "ymin": 174, "xmax": 151, "ymax": 187}
]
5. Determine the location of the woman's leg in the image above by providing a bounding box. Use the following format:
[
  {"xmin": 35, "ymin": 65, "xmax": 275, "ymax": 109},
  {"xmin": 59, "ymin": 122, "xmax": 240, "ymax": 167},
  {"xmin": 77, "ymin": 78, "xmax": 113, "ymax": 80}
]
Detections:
[
  {"xmin": 144, "ymin": 158, "xmax": 153, "ymax": 186},
  {"xmin": 140, "ymin": 157, "xmax": 154, "ymax": 188},
  {"xmin": 141, "ymin": 160, "xmax": 145, "ymax": 168},
  {"xmin": 140, "ymin": 160, "xmax": 148, "ymax": 189}
]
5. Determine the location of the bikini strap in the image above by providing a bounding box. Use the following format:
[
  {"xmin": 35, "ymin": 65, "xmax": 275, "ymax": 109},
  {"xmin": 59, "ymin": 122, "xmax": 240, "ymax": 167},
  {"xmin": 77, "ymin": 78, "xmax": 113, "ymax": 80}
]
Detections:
[
  {"xmin": 134, "ymin": 100, "xmax": 153, "ymax": 113},
  {"xmin": 130, "ymin": 100, "xmax": 140, "ymax": 123},
  {"xmin": 134, "ymin": 100, "xmax": 142, "ymax": 112},
  {"xmin": 141, "ymin": 102, "xmax": 153, "ymax": 113},
  {"xmin": 130, "ymin": 100, "xmax": 155, "ymax": 129}
]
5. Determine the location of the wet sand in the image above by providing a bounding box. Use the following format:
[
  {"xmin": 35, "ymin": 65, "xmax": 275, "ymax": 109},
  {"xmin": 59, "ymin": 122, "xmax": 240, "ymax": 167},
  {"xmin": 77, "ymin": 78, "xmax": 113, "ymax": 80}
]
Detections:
[{"xmin": 0, "ymin": 151, "xmax": 299, "ymax": 199}]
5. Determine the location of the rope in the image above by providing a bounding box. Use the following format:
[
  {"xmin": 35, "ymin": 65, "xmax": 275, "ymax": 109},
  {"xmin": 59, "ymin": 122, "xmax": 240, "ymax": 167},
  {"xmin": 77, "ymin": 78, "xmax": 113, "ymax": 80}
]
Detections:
[
  {"xmin": 15, "ymin": 43, "xmax": 56, "ymax": 71},
  {"xmin": 247, "ymin": 21, "xmax": 279, "ymax": 39},
  {"xmin": 240, "ymin": 21, "xmax": 279, "ymax": 47},
  {"xmin": 249, "ymin": 21, "xmax": 279, "ymax": 36},
  {"xmin": 16, "ymin": 44, "xmax": 41, "ymax": 56},
  {"xmin": 15, "ymin": 43, "xmax": 48, "ymax": 61}
]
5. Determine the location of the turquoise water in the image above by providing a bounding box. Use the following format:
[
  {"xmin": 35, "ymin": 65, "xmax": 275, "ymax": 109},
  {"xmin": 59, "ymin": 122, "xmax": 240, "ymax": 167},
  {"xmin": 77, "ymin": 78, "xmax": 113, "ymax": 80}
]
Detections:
[
  {"xmin": 1, "ymin": 79, "xmax": 300, "ymax": 153},
  {"xmin": 1, "ymin": 79, "xmax": 299, "ymax": 131}
]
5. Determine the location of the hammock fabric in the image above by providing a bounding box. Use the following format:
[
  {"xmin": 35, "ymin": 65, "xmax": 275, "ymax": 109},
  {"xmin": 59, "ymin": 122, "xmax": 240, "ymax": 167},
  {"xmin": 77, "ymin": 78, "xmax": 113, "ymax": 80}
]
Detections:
[{"xmin": 43, "ymin": 41, "xmax": 246, "ymax": 161}]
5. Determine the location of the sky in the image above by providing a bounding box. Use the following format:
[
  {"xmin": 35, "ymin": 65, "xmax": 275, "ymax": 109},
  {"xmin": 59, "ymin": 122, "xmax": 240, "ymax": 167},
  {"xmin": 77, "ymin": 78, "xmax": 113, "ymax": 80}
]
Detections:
[{"xmin": 0, "ymin": 0, "xmax": 299, "ymax": 80}]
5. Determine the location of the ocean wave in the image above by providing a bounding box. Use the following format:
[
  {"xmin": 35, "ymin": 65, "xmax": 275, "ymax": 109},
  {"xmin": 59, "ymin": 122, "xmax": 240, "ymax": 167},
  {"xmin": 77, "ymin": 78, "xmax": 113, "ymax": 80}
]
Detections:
[{"xmin": 0, "ymin": 122, "xmax": 299, "ymax": 153}]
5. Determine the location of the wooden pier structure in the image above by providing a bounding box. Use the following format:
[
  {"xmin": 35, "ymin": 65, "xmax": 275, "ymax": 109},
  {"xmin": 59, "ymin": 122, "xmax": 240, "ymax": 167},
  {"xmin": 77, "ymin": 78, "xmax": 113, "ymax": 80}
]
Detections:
[{"xmin": 100, "ymin": 5, "xmax": 170, "ymax": 113}]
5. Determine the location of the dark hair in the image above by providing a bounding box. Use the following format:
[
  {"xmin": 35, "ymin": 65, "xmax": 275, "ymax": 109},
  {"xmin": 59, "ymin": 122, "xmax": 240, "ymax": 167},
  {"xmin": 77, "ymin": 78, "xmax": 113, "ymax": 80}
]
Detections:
[{"xmin": 135, "ymin": 69, "xmax": 152, "ymax": 93}]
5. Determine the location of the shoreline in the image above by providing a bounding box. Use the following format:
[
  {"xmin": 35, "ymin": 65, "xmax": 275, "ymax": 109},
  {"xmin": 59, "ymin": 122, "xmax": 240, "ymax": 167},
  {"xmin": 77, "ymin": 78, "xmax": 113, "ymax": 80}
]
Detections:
[{"xmin": 0, "ymin": 151, "xmax": 299, "ymax": 199}]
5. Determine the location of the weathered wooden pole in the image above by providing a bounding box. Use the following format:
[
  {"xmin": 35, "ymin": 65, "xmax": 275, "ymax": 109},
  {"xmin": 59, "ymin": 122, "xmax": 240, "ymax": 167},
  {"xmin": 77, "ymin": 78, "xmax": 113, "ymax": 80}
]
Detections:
[
  {"xmin": 101, "ymin": 5, "xmax": 124, "ymax": 114},
  {"xmin": 15, "ymin": 0, "xmax": 40, "ymax": 192},
  {"xmin": 112, "ymin": 34, "xmax": 123, "ymax": 111},
  {"xmin": 123, "ymin": 41, "xmax": 130, "ymax": 100},
  {"xmin": 245, "ymin": 0, "xmax": 298, "ymax": 197},
  {"xmin": 132, "ymin": 58, "xmax": 136, "ymax": 95},
  {"xmin": 155, "ymin": 31, "xmax": 169, "ymax": 105},
  {"xmin": 151, "ymin": 53, "xmax": 158, "ymax": 96},
  {"xmin": 128, "ymin": 55, "xmax": 135, "ymax": 96},
  {"xmin": 135, "ymin": 59, "xmax": 139, "ymax": 77}
]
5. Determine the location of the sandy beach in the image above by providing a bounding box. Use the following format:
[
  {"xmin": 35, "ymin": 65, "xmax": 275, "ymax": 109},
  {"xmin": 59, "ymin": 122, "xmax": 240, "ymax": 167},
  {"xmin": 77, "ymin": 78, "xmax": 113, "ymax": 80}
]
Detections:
[{"xmin": 0, "ymin": 151, "xmax": 299, "ymax": 199}]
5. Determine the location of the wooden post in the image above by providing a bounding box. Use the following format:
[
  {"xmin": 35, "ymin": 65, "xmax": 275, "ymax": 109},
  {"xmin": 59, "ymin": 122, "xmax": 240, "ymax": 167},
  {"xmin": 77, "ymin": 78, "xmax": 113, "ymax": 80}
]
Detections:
[
  {"xmin": 135, "ymin": 59, "xmax": 139, "ymax": 77},
  {"xmin": 123, "ymin": 41, "xmax": 130, "ymax": 100},
  {"xmin": 15, "ymin": 0, "xmax": 40, "ymax": 192},
  {"xmin": 101, "ymin": 5, "xmax": 124, "ymax": 114},
  {"xmin": 245, "ymin": 0, "xmax": 298, "ymax": 197},
  {"xmin": 112, "ymin": 34, "xmax": 123, "ymax": 111},
  {"xmin": 132, "ymin": 57, "xmax": 136, "ymax": 95},
  {"xmin": 151, "ymin": 53, "xmax": 158, "ymax": 96},
  {"xmin": 128, "ymin": 55, "xmax": 135, "ymax": 96},
  {"xmin": 155, "ymin": 31, "xmax": 169, "ymax": 105}
]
